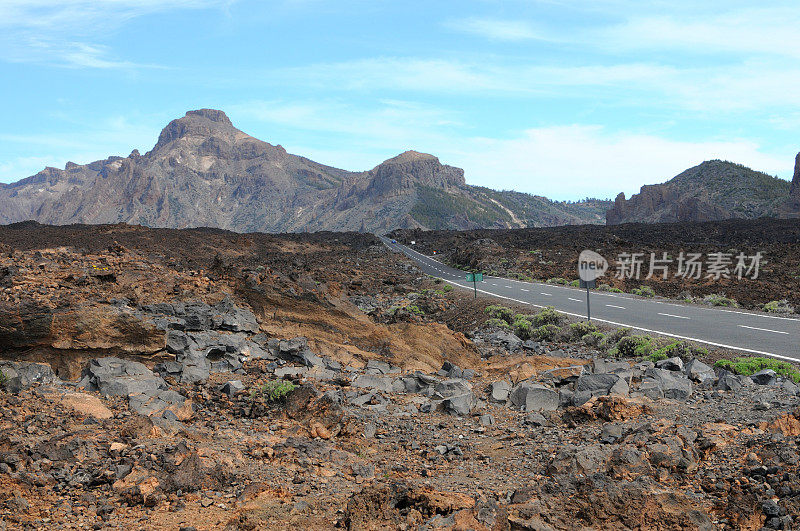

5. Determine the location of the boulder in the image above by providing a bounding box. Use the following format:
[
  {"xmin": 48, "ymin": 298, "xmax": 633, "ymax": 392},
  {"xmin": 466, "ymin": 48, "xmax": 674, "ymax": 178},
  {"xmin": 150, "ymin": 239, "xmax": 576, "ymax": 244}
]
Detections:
[
  {"xmin": 443, "ymin": 392, "xmax": 475, "ymax": 416},
  {"xmin": 488, "ymin": 380, "xmax": 511, "ymax": 403},
  {"xmin": 684, "ymin": 358, "xmax": 716, "ymax": 383},
  {"xmin": 715, "ymin": 370, "xmax": 752, "ymax": 391},
  {"xmin": 643, "ymin": 368, "xmax": 692, "ymax": 400},
  {"xmin": 509, "ymin": 381, "xmax": 558, "ymax": 412},
  {"xmin": 433, "ymin": 379, "xmax": 473, "ymax": 399},
  {"xmin": 751, "ymin": 369, "xmax": 777, "ymax": 386},
  {"xmin": 352, "ymin": 374, "xmax": 396, "ymax": 393},
  {"xmin": 58, "ymin": 392, "xmax": 113, "ymax": 420},
  {"xmin": 655, "ymin": 357, "xmax": 684, "ymax": 372},
  {"xmin": 575, "ymin": 373, "xmax": 629, "ymax": 397},
  {"xmin": 0, "ymin": 361, "xmax": 58, "ymax": 394},
  {"xmin": 82, "ymin": 357, "xmax": 167, "ymax": 398},
  {"xmin": 220, "ymin": 380, "xmax": 245, "ymax": 397}
]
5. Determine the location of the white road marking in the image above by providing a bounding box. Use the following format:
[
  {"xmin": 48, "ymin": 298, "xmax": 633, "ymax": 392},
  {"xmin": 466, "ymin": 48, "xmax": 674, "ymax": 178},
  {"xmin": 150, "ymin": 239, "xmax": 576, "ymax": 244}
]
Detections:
[
  {"xmin": 658, "ymin": 312, "xmax": 690, "ymax": 320},
  {"xmin": 568, "ymin": 297, "xmax": 582, "ymax": 302},
  {"xmin": 505, "ymin": 285, "xmax": 512, "ymax": 288},
  {"xmin": 606, "ymin": 304, "xmax": 626, "ymax": 309},
  {"xmin": 738, "ymin": 325, "xmax": 789, "ymax": 335},
  {"xmin": 491, "ymin": 283, "xmax": 498, "ymax": 286},
  {"xmin": 520, "ymin": 288, "xmax": 529, "ymax": 292},
  {"xmin": 540, "ymin": 292, "xmax": 552, "ymax": 296},
  {"xmin": 443, "ymin": 279, "xmax": 797, "ymax": 362}
]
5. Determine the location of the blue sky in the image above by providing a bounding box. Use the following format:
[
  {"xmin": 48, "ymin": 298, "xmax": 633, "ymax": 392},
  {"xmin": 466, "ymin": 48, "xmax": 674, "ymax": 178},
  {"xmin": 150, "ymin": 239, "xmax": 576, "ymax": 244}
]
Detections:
[{"xmin": 2, "ymin": 0, "xmax": 799, "ymax": 200}]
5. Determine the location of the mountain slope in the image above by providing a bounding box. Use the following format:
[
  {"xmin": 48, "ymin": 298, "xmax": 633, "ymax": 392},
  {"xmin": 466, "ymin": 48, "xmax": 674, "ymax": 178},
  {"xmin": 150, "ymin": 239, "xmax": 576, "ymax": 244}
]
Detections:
[
  {"xmin": 0, "ymin": 109, "xmax": 607, "ymax": 233},
  {"xmin": 606, "ymin": 160, "xmax": 791, "ymax": 225}
]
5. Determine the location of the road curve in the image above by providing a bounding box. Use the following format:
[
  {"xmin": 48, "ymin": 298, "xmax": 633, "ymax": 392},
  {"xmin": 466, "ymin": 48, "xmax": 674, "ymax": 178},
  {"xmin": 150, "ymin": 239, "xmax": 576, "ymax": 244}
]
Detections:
[{"xmin": 378, "ymin": 236, "xmax": 800, "ymax": 362}]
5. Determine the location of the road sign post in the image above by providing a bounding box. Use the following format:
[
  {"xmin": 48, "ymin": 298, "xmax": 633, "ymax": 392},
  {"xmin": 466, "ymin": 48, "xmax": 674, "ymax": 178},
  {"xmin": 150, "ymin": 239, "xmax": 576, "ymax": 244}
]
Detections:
[
  {"xmin": 578, "ymin": 250, "xmax": 607, "ymax": 322},
  {"xmin": 466, "ymin": 272, "xmax": 483, "ymax": 299}
]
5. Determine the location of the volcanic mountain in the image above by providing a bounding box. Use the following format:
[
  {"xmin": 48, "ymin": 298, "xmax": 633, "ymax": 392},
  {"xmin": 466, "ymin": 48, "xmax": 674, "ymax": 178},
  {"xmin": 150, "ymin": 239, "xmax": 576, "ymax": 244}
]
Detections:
[
  {"xmin": 0, "ymin": 109, "xmax": 609, "ymax": 233},
  {"xmin": 606, "ymin": 160, "xmax": 791, "ymax": 225}
]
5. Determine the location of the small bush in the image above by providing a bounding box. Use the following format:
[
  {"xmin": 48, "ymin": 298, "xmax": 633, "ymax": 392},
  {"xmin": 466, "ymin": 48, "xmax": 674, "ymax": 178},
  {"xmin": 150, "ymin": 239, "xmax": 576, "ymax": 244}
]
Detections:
[
  {"xmin": 763, "ymin": 299, "xmax": 794, "ymax": 314},
  {"xmin": 484, "ymin": 318, "xmax": 511, "ymax": 330},
  {"xmin": 569, "ymin": 279, "xmax": 580, "ymax": 287},
  {"xmin": 533, "ymin": 324, "xmax": 561, "ymax": 341},
  {"xmin": 512, "ymin": 315, "xmax": 533, "ymax": 340},
  {"xmin": 652, "ymin": 341, "xmax": 691, "ymax": 360},
  {"xmin": 631, "ymin": 285, "xmax": 655, "ymax": 298},
  {"xmin": 406, "ymin": 305, "xmax": 424, "ymax": 315},
  {"xmin": 569, "ymin": 321, "xmax": 598, "ymax": 339},
  {"xmin": 533, "ymin": 306, "xmax": 562, "ymax": 327},
  {"xmin": 253, "ymin": 379, "xmax": 296, "ymax": 402},
  {"xmin": 608, "ymin": 335, "xmax": 654, "ymax": 358},
  {"xmin": 703, "ymin": 294, "xmax": 737, "ymax": 307},
  {"xmin": 600, "ymin": 327, "xmax": 631, "ymax": 350},
  {"xmin": 440, "ymin": 284, "xmax": 454, "ymax": 293},
  {"xmin": 546, "ymin": 277, "xmax": 569, "ymax": 285},
  {"xmin": 648, "ymin": 352, "xmax": 668, "ymax": 362},
  {"xmin": 609, "ymin": 287, "xmax": 623, "ymax": 293},
  {"xmin": 715, "ymin": 357, "xmax": 800, "ymax": 383},
  {"xmin": 485, "ymin": 305, "xmax": 514, "ymax": 324},
  {"xmin": 596, "ymin": 284, "xmax": 612, "ymax": 292},
  {"xmin": 582, "ymin": 331, "xmax": 605, "ymax": 347}
]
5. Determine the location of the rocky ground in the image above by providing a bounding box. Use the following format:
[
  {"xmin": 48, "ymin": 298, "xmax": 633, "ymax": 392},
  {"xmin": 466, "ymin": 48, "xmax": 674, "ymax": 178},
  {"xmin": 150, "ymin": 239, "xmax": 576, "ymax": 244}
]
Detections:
[
  {"xmin": 390, "ymin": 218, "xmax": 800, "ymax": 311},
  {"xmin": 0, "ymin": 223, "xmax": 799, "ymax": 530}
]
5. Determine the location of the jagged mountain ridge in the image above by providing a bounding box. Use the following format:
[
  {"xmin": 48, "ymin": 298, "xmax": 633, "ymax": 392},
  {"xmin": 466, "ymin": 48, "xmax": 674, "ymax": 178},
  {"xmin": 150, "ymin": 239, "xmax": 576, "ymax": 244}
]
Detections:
[
  {"xmin": 606, "ymin": 159, "xmax": 792, "ymax": 225},
  {"xmin": 0, "ymin": 109, "xmax": 609, "ymax": 233}
]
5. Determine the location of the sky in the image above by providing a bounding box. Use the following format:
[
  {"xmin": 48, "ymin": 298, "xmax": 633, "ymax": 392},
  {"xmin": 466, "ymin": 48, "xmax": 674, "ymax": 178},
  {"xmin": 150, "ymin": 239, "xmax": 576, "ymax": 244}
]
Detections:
[{"xmin": 1, "ymin": 0, "xmax": 799, "ymax": 200}]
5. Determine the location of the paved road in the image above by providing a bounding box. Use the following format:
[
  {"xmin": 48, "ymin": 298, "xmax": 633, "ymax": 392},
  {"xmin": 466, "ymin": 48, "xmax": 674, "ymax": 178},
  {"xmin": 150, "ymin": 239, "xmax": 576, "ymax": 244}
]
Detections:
[{"xmin": 379, "ymin": 236, "xmax": 800, "ymax": 362}]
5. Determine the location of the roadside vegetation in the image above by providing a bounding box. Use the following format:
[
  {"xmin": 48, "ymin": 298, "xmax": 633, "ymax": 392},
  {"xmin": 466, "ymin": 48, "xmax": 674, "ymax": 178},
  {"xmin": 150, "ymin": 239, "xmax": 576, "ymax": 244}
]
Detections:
[{"xmin": 715, "ymin": 357, "xmax": 800, "ymax": 383}]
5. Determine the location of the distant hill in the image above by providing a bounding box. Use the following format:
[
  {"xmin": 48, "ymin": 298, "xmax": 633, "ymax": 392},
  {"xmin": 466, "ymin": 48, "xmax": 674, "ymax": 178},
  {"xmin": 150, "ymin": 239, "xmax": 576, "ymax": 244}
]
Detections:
[
  {"xmin": 606, "ymin": 160, "xmax": 791, "ymax": 225},
  {"xmin": 0, "ymin": 109, "xmax": 608, "ymax": 233}
]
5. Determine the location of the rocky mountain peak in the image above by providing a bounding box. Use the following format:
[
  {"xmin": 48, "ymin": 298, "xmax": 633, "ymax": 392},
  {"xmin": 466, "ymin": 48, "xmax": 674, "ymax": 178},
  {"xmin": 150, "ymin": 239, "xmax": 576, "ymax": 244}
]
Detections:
[{"xmin": 153, "ymin": 108, "xmax": 240, "ymax": 151}]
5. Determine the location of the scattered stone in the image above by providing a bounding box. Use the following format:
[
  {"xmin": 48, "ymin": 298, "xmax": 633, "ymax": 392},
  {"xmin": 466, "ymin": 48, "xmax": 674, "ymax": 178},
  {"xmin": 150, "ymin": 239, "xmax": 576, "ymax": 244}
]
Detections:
[
  {"xmin": 655, "ymin": 356, "xmax": 684, "ymax": 372},
  {"xmin": 751, "ymin": 369, "xmax": 777, "ymax": 386},
  {"xmin": 82, "ymin": 357, "xmax": 167, "ymax": 398},
  {"xmin": 684, "ymin": 358, "xmax": 716, "ymax": 383},
  {"xmin": 509, "ymin": 382, "xmax": 558, "ymax": 412},
  {"xmin": 0, "ymin": 361, "xmax": 58, "ymax": 394},
  {"xmin": 488, "ymin": 381, "xmax": 511, "ymax": 403},
  {"xmin": 220, "ymin": 380, "xmax": 245, "ymax": 397},
  {"xmin": 642, "ymin": 368, "xmax": 693, "ymax": 400}
]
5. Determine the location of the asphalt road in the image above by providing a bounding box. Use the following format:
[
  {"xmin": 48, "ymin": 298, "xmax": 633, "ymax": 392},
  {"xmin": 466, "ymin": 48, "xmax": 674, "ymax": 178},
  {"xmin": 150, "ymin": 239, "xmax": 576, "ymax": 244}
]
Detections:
[{"xmin": 379, "ymin": 236, "xmax": 800, "ymax": 362}]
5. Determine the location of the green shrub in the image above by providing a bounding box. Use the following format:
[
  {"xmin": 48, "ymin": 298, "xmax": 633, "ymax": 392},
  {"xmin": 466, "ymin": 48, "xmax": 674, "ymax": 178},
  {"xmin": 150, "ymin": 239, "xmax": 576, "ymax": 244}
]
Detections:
[
  {"xmin": 546, "ymin": 277, "xmax": 569, "ymax": 285},
  {"xmin": 648, "ymin": 352, "xmax": 668, "ymax": 362},
  {"xmin": 440, "ymin": 284, "xmax": 454, "ymax": 293},
  {"xmin": 715, "ymin": 357, "xmax": 800, "ymax": 383},
  {"xmin": 533, "ymin": 306, "xmax": 562, "ymax": 327},
  {"xmin": 608, "ymin": 335, "xmax": 654, "ymax": 358},
  {"xmin": 569, "ymin": 279, "xmax": 580, "ymax": 287},
  {"xmin": 484, "ymin": 318, "xmax": 511, "ymax": 330},
  {"xmin": 406, "ymin": 305, "xmax": 424, "ymax": 315},
  {"xmin": 512, "ymin": 315, "xmax": 533, "ymax": 340},
  {"xmin": 652, "ymin": 341, "xmax": 691, "ymax": 360},
  {"xmin": 596, "ymin": 284, "xmax": 612, "ymax": 292},
  {"xmin": 609, "ymin": 287, "xmax": 623, "ymax": 293},
  {"xmin": 631, "ymin": 285, "xmax": 655, "ymax": 298},
  {"xmin": 600, "ymin": 327, "xmax": 631, "ymax": 350},
  {"xmin": 569, "ymin": 321, "xmax": 598, "ymax": 339},
  {"xmin": 763, "ymin": 299, "xmax": 794, "ymax": 314},
  {"xmin": 692, "ymin": 346, "xmax": 709, "ymax": 357},
  {"xmin": 253, "ymin": 379, "xmax": 297, "ymax": 402},
  {"xmin": 703, "ymin": 294, "xmax": 737, "ymax": 307},
  {"xmin": 582, "ymin": 331, "xmax": 605, "ymax": 347},
  {"xmin": 533, "ymin": 324, "xmax": 561, "ymax": 341},
  {"xmin": 485, "ymin": 305, "xmax": 514, "ymax": 324}
]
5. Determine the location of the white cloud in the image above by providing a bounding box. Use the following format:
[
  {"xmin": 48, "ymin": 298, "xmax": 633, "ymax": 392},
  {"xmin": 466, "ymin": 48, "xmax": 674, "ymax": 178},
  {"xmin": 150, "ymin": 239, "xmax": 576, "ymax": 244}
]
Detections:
[
  {"xmin": 0, "ymin": 0, "xmax": 233, "ymax": 68},
  {"xmin": 230, "ymin": 100, "xmax": 793, "ymax": 200},
  {"xmin": 445, "ymin": 126, "xmax": 791, "ymax": 199},
  {"xmin": 603, "ymin": 8, "xmax": 800, "ymax": 58},
  {"xmin": 445, "ymin": 17, "xmax": 545, "ymax": 41}
]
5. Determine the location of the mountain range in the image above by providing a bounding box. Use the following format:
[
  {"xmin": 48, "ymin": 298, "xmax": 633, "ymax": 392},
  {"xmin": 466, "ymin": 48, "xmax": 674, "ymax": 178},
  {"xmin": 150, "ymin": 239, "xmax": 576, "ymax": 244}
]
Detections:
[
  {"xmin": 606, "ymin": 159, "xmax": 794, "ymax": 224},
  {"xmin": 0, "ymin": 109, "xmax": 609, "ymax": 233},
  {"xmin": 1, "ymin": 108, "xmax": 797, "ymax": 232}
]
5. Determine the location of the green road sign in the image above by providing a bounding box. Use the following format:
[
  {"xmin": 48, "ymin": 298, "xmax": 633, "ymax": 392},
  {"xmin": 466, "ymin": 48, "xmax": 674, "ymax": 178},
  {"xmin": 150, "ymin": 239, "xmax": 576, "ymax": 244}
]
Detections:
[{"xmin": 466, "ymin": 272, "xmax": 483, "ymax": 282}]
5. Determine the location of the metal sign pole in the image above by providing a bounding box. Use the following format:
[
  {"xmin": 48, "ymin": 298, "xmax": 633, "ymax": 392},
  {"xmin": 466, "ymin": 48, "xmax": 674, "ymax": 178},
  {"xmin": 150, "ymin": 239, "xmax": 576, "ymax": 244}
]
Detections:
[
  {"xmin": 473, "ymin": 278, "xmax": 477, "ymax": 299},
  {"xmin": 586, "ymin": 285, "xmax": 591, "ymax": 321}
]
